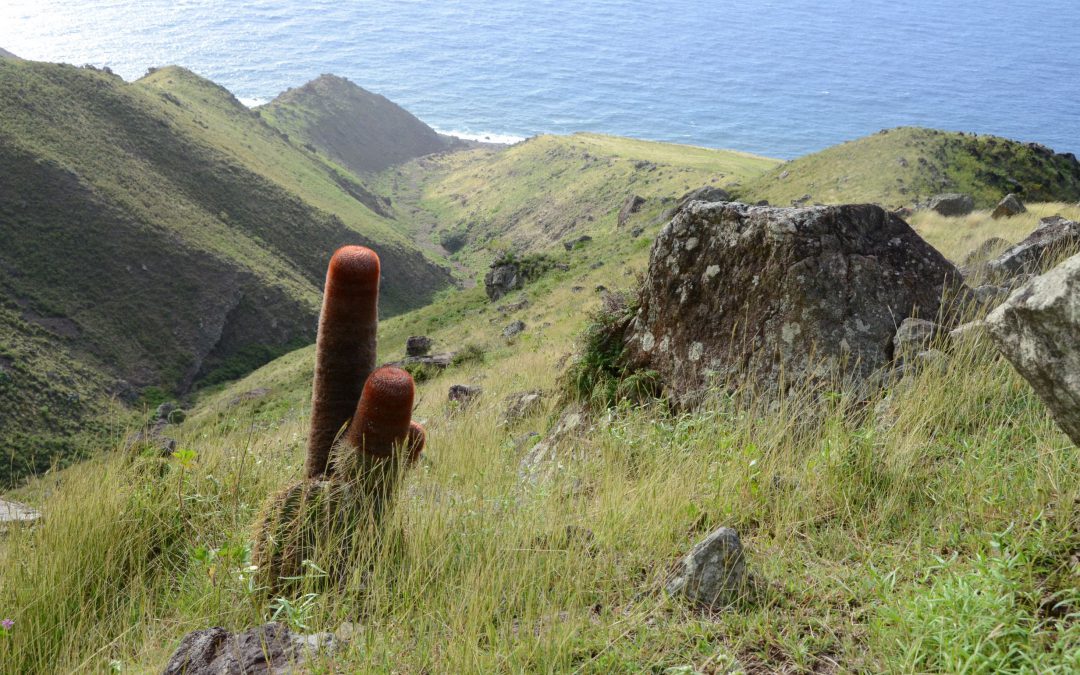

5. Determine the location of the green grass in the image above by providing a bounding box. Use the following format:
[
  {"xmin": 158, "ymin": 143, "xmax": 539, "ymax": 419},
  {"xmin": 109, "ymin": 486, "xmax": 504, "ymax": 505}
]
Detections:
[
  {"xmin": 740, "ymin": 126, "xmax": 1080, "ymax": 209},
  {"xmin": 3, "ymin": 202, "xmax": 1078, "ymax": 672},
  {"xmin": 373, "ymin": 132, "xmax": 779, "ymax": 274}
]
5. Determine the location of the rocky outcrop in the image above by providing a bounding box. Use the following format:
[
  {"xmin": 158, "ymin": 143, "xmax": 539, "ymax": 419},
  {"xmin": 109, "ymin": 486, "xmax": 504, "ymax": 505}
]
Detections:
[
  {"xmin": 484, "ymin": 261, "xmax": 523, "ymax": 301},
  {"xmin": 987, "ymin": 252, "xmax": 1080, "ymax": 446},
  {"xmin": 503, "ymin": 320, "xmax": 526, "ymax": 338},
  {"xmin": 986, "ymin": 216, "xmax": 1080, "ymax": 279},
  {"xmin": 992, "ymin": 193, "xmax": 1026, "ymax": 219},
  {"xmin": 406, "ymin": 335, "xmax": 432, "ymax": 357},
  {"xmin": 0, "ymin": 499, "xmax": 40, "ymax": 526},
  {"xmin": 448, "ymin": 384, "xmax": 482, "ymax": 406},
  {"xmin": 666, "ymin": 527, "xmax": 747, "ymax": 610},
  {"xmin": 162, "ymin": 623, "xmax": 339, "ymax": 675},
  {"xmin": 928, "ymin": 193, "xmax": 975, "ymax": 217},
  {"xmin": 623, "ymin": 202, "xmax": 964, "ymax": 401},
  {"xmin": 618, "ymin": 195, "xmax": 646, "ymax": 227},
  {"xmin": 563, "ymin": 235, "xmax": 593, "ymax": 251}
]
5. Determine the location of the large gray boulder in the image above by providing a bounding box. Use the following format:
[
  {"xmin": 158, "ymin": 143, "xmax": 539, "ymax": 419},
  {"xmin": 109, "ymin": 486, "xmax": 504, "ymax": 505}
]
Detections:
[
  {"xmin": 666, "ymin": 527, "xmax": 747, "ymax": 610},
  {"xmin": 622, "ymin": 202, "xmax": 964, "ymax": 401},
  {"xmin": 484, "ymin": 262, "xmax": 523, "ymax": 301},
  {"xmin": 991, "ymin": 193, "xmax": 1026, "ymax": 219},
  {"xmin": 987, "ymin": 252, "xmax": 1080, "ymax": 446},
  {"xmin": 928, "ymin": 193, "xmax": 975, "ymax": 217},
  {"xmin": 986, "ymin": 216, "xmax": 1080, "ymax": 279},
  {"xmin": 162, "ymin": 623, "xmax": 338, "ymax": 675}
]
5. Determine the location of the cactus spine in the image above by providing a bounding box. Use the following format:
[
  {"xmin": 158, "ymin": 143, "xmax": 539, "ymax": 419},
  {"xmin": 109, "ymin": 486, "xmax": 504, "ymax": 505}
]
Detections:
[{"xmin": 252, "ymin": 246, "xmax": 425, "ymax": 594}]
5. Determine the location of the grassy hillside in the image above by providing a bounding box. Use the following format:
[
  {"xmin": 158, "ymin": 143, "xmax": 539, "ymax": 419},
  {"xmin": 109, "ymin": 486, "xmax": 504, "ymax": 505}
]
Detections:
[
  {"xmin": 376, "ymin": 132, "xmax": 780, "ymax": 271},
  {"xmin": 740, "ymin": 126, "xmax": 1080, "ymax": 208},
  {"xmin": 259, "ymin": 74, "xmax": 457, "ymax": 175},
  {"xmin": 0, "ymin": 60, "xmax": 452, "ymax": 485},
  {"xmin": 4, "ymin": 200, "xmax": 1079, "ymax": 672}
]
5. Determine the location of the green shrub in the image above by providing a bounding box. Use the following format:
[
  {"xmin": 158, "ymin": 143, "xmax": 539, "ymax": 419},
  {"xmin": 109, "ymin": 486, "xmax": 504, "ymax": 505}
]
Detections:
[
  {"xmin": 565, "ymin": 288, "xmax": 660, "ymax": 408},
  {"xmin": 451, "ymin": 344, "xmax": 486, "ymax": 367}
]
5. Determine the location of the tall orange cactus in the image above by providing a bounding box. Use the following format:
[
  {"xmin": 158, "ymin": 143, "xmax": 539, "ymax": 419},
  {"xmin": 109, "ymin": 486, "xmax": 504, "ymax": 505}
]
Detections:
[
  {"xmin": 305, "ymin": 245, "xmax": 381, "ymax": 479},
  {"xmin": 253, "ymin": 247, "xmax": 426, "ymax": 595}
]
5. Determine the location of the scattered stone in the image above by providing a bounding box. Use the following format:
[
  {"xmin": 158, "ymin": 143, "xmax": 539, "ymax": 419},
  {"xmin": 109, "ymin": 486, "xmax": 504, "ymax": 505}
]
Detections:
[
  {"xmin": 893, "ymin": 318, "xmax": 938, "ymax": 358},
  {"xmin": 630, "ymin": 225, "xmax": 645, "ymax": 238},
  {"xmin": 623, "ymin": 202, "xmax": 964, "ymax": 402},
  {"xmin": 448, "ymin": 384, "xmax": 482, "ymax": 407},
  {"xmin": 503, "ymin": 320, "xmax": 526, "ymax": 339},
  {"xmin": 126, "ymin": 419, "xmax": 176, "ymax": 457},
  {"xmin": 675, "ymin": 186, "xmax": 730, "ymax": 211},
  {"xmin": 594, "ymin": 285, "xmax": 608, "ymax": 294},
  {"xmin": 986, "ymin": 217, "xmax": 1080, "ymax": 279},
  {"xmin": 519, "ymin": 403, "xmax": 589, "ymax": 482},
  {"xmin": 991, "ymin": 193, "xmax": 1026, "ymax": 219},
  {"xmin": 791, "ymin": 194, "xmax": 812, "ymax": 207},
  {"xmin": 755, "ymin": 199, "xmax": 770, "ymax": 206},
  {"xmin": 987, "ymin": 252, "xmax": 1080, "ymax": 445},
  {"xmin": 554, "ymin": 262, "xmax": 570, "ymax": 272},
  {"xmin": 962, "ymin": 237, "xmax": 1011, "ymax": 270},
  {"xmin": 406, "ymin": 335, "xmax": 433, "ymax": 357},
  {"xmin": 563, "ymin": 235, "xmax": 593, "ymax": 251},
  {"xmin": 589, "ymin": 261, "xmax": 604, "ymax": 270},
  {"xmin": 399, "ymin": 352, "xmax": 454, "ymax": 370},
  {"xmin": 893, "ymin": 206, "xmax": 914, "ymax": 218},
  {"xmin": 928, "ymin": 193, "xmax": 975, "ymax": 217},
  {"xmin": 0, "ymin": 499, "xmax": 40, "ymax": 526},
  {"xmin": 484, "ymin": 261, "xmax": 523, "ymax": 301},
  {"xmin": 162, "ymin": 623, "xmax": 339, "ymax": 675},
  {"xmin": 502, "ymin": 390, "xmax": 544, "ymax": 424},
  {"xmin": 497, "ymin": 298, "xmax": 530, "ymax": 315},
  {"xmin": 571, "ymin": 286, "xmax": 584, "ymax": 293},
  {"xmin": 618, "ymin": 194, "xmax": 647, "ymax": 227},
  {"xmin": 666, "ymin": 527, "xmax": 747, "ymax": 611}
]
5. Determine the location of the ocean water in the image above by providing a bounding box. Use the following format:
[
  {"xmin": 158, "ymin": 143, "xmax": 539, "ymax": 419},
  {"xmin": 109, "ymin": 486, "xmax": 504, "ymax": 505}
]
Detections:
[{"xmin": 1, "ymin": 0, "xmax": 1077, "ymax": 159}]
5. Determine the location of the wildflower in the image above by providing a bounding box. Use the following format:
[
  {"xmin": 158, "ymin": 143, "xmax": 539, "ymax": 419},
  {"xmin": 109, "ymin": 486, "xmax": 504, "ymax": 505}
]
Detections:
[{"xmin": 1, "ymin": 618, "xmax": 13, "ymax": 631}]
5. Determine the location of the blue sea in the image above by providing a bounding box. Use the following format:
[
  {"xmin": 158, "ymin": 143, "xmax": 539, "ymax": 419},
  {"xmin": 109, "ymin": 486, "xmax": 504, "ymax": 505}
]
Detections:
[{"xmin": 1, "ymin": 0, "xmax": 1077, "ymax": 159}]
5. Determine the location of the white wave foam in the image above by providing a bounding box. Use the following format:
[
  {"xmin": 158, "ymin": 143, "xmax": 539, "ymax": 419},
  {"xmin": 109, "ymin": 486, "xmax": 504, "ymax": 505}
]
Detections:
[
  {"xmin": 436, "ymin": 128, "xmax": 527, "ymax": 145},
  {"xmin": 238, "ymin": 96, "xmax": 269, "ymax": 108}
]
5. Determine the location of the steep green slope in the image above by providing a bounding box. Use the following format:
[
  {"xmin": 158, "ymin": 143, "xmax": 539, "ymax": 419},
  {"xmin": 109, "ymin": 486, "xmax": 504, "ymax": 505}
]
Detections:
[
  {"xmin": 740, "ymin": 126, "xmax": 1080, "ymax": 208},
  {"xmin": 259, "ymin": 74, "xmax": 457, "ymax": 175},
  {"xmin": 0, "ymin": 60, "xmax": 452, "ymax": 484},
  {"xmin": 378, "ymin": 132, "xmax": 780, "ymax": 270}
]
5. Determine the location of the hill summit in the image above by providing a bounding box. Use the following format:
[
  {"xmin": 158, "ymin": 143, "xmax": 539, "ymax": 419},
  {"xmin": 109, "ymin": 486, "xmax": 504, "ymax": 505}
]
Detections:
[{"xmin": 260, "ymin": 74, "xmax": 458, "ymax": 174}]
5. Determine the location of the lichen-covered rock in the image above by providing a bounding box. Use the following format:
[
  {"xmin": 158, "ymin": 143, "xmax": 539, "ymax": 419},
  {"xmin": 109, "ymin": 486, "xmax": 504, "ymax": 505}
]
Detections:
[
  {"xmin": 928, "ymin": 193, "xmax": 975, "ymax": 216},
  {"xmin": 987, "ymin": 252, "xmax": 1080, "ymax": 446},
  {"xmin": 992, "ymin": 193, "xmax": 1026, "ymax": 219},
  {"xmin": 623, "ymin": 202, "xmax": 964, "ymax": 401},
  {"xmin": 986, "ymin": 216, "xmax": 1080, "ymax": 279},
  {"xmin": 503, "ymin": 320, "xmax": 526, "ymax": 338},
  {"xmin": 162, "ymin": 622, "xmax": 338, "ymax": 675},
  {"xmin": 666, "ymin": 527, "xmax": 747, "ymax": 610},
  {"xmin": 484, "ymin": 262, "xmax": 523, "ymax": 301}
]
